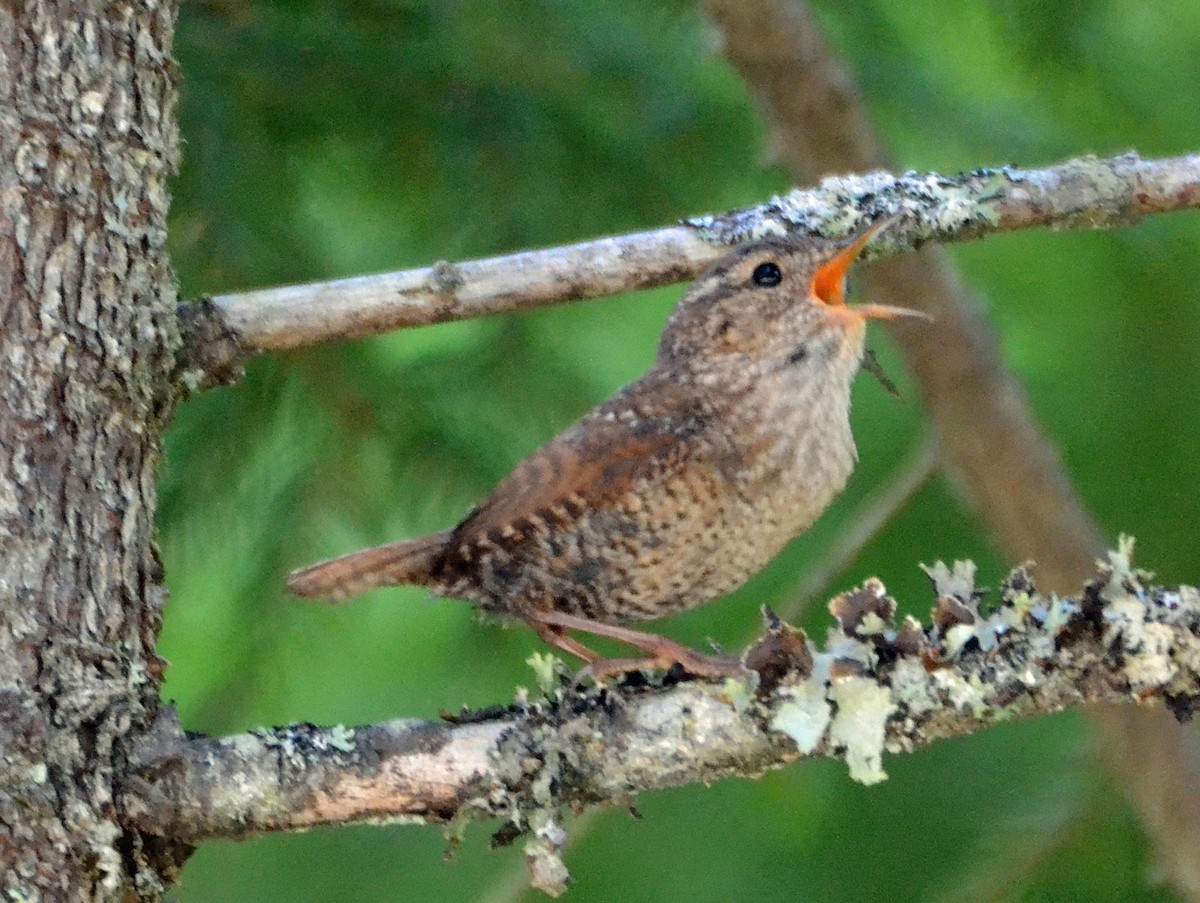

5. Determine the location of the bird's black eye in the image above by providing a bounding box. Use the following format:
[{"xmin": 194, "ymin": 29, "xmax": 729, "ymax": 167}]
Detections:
[{"xmin": 752, "ymin": 261, "xmax": 783, "ymax": 287}]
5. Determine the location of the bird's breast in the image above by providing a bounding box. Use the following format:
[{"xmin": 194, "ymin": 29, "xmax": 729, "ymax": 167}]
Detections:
[{"xmin": 726, "ymin": 391, "xmax": 855, "ymax": 540}]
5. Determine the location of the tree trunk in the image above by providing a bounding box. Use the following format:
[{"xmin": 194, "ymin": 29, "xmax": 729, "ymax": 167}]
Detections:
[{"xmin": 0, "ymin": 1, "xmax": 183, "ymax": 898}]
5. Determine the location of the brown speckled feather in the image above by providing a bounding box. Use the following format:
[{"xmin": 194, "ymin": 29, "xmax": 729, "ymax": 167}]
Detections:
[
  {"xmin": 427, "ymin": 374, "xmax": 718, "ymax": 620},
  {"xmin": 287, "ymin": 529, "xmax": 452, "ymax": 601},
  {"xmin": 440, "ymin": 377, "xmax": 706, "ymax": 571}
]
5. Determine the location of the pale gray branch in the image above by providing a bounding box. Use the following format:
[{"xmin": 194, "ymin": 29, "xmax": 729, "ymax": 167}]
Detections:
[
  {"xmin": 123, "ymin": 550, "xmax": 1200, "ymax": 896},
  {"xmin": 176, "ymin": 151, "xmax": 1200, "ymax": 388}
]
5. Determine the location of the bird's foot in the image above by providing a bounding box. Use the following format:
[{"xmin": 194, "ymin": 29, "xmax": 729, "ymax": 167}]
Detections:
[
  {"xmin": 579, "ymin": 649, "xmax": 744, "ymax": 682},
  {"xmin": 529, "ymin": 610, "xmax": 747, "ymax": 681}
]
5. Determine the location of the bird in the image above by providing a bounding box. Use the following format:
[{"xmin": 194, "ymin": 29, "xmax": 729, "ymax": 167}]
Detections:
[{"xmin": 288, "ymin": 217, "xmax": 923, "ymax": 678}]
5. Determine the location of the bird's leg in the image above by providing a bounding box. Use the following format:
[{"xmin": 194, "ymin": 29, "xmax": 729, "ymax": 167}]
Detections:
[
  {"xmin": 528, "ymin": 610, "xmax": 746, "ymax": 680},
  {"xmin": 530, "ymin": 618, "xmax": 604, "ymax": 664}
]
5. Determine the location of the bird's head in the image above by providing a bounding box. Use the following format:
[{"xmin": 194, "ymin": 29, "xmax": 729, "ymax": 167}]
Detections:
[{"xmin": 657, "ymin": 218, "xmax": 926, "ymax": 387}]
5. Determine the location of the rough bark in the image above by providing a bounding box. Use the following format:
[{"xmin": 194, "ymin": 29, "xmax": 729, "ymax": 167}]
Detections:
[{"xmin": 0, "ymin": 1, "xmax": 182, "ymax": 899}]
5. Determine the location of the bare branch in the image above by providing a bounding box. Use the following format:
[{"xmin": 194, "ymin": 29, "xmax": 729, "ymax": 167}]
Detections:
[
  {"xmin": 176, "ymin": 151, "xmax": 1200, "ymax": 388},
  {"xmin": 124, "ymin": 553, "xmax": 1200, "ymax": 872},
  {"xmin": 201, "ymin": 226, "xmax": 707, "ymax": 352}
]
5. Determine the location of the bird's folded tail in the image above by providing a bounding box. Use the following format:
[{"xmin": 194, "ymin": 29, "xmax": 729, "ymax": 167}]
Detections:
[{"xmin": 287, "ymin": 530, "xmax": 452, "ymax": 602}]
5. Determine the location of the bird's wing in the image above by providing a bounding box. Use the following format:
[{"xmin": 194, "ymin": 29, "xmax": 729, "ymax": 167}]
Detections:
[{"xmin": 438, "ymin": 379, "xmax": 709, "ymax": 569}]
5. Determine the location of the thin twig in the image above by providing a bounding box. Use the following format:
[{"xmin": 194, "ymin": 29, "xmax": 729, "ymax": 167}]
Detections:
[{"xmin": 176, "ymin": 151, "xmax": 1200, "ymax": 388}]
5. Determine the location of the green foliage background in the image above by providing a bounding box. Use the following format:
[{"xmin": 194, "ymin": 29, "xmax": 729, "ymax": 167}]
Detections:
[{"xmin": 162, "ymin": 1, "xmax": 1200, "ymax": 900}]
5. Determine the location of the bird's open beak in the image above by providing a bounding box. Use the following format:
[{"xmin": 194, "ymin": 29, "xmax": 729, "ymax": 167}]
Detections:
[{"xmin": 811, "ymin": 216, "xmax": 930, "ymax": 322}]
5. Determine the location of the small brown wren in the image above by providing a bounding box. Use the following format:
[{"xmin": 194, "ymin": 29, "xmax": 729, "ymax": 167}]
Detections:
[{"xmin": 289, "ymin": 218, "xmax": 923, "ymax": 677}]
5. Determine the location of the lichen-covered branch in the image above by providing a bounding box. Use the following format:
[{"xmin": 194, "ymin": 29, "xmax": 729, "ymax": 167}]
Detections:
[
  {"xmin": 176, "ymin": 151, "xmax": 1200, "ymax": 388},
  {"xmin": 123, "ymin": 547, "xmax": 1200, "ymax": 894}
]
